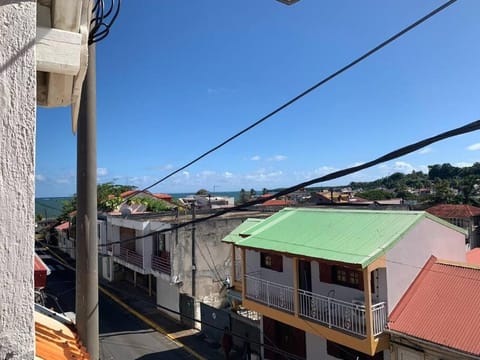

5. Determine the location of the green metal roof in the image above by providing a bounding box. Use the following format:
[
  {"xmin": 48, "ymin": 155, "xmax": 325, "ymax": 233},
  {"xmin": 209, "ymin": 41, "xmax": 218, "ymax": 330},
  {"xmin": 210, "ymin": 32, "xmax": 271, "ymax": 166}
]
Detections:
[
  {"xmin": 222, "ymin": 218, "xmax": 264, "ymax": 243},
  {"xmin": 235, "ymin": 208, "xmax": 466, "ymax": 268}
]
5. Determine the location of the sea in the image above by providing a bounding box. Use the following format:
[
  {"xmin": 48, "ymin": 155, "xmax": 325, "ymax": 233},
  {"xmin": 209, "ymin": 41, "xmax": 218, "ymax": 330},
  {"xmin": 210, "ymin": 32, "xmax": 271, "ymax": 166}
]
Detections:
[{"xmin": 35, "ymin": 191, "xmax": 241, "ymax": 219}]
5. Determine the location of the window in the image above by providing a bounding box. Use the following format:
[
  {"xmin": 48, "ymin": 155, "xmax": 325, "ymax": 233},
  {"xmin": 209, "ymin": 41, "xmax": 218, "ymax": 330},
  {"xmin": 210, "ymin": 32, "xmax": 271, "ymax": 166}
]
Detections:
[
  {"xmin": 260, "ymin": 252, "xmax": 283, "ymax": 272},
  {"xmin": 153, "ymin": 233, "xmax": 167, "ymax": 257},
  {"xmin": 332, "ymin": 266, "xmax": 363, "ymax": 290}
]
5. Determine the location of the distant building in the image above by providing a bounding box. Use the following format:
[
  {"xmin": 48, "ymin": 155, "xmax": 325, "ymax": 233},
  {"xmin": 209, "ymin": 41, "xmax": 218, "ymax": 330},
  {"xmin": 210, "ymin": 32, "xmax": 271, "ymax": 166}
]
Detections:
[{"xmin": 426, "ymin": 204, "xmax": 480, "ymax": 248}]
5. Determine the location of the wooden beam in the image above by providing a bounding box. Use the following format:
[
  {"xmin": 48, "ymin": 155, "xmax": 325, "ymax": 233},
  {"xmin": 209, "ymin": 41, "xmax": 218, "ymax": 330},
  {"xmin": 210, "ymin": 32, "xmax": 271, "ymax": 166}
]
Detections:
[{"xmin": 36, "ymin": 26, "xmax": 81, "ymax": 76}]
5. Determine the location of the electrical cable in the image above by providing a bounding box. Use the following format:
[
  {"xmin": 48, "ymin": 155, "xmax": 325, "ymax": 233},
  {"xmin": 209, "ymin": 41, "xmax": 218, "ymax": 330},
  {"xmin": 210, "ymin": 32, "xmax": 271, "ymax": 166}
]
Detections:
[
  {"xmin": 89, "ymin": 0, "xmax": 121, "ymax": 45},
  {"xmin": 126, "ymin": 0, "xmax": 458, "ymax": 201},
  {"xmin": 101, "ymin": 119, "xmax": 480, "ymax": 247}
]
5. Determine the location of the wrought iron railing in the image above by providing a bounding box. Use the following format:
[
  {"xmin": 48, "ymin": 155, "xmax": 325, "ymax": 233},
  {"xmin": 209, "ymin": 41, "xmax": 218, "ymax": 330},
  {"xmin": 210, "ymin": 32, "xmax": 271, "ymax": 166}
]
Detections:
[
  {"xmin": 118, "ymin": 247, "xmax": 143, "ymax": 268},
  {"xmin": 151, "ymin": 254, "xmax": 171, "ymax": 275}
]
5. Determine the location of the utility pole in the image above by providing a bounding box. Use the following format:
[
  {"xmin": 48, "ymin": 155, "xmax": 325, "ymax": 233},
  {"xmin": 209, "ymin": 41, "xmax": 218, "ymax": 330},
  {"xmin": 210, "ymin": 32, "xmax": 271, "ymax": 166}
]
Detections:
[
  {"xmin": 76, "ymin": 42, "xmax": 99, "ymax": 359},
  {"xmin": 191, "ymin": 203, "xmax": 196, "ymax": 298}
]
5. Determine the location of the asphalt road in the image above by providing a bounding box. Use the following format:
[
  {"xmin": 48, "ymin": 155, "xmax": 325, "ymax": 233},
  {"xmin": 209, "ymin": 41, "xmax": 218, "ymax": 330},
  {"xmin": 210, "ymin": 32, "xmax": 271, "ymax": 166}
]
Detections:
[{"xmin": 36, "ymin": 246, "xmax": 195, "ymax": 360}]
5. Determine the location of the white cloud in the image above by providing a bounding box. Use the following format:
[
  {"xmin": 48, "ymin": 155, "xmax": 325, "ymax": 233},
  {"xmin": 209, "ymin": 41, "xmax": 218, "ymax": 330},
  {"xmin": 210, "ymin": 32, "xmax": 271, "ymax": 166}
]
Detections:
[
  {"xmin": 418, "ymin": 147, "xmax": 432, "ymax": 154},
  {"xmin": 224, "ymin": 171, "xmax": 233, "ymax": 178},
  {"xmin": 36, "ymin": 174, "xmax": 46, "ymax": 182},
  {"xmin": 393, "ymin": 161, "xmax": 415, "ymax": 173},
  {"xmin": 97, "ymin": 168, "xmax": 108, "ymax": 176},
  {"xmin": 467, "ymin": 143, "xmax": 480, "ymax": 151},
  {"xmin": 268, "ymin": 155, "xmax": 287, "ymax": 161},
  {"xmin": 182, "ymin": 171, "xmax": 190, "ymax": 178},
  {"xmin": 454, "ymin": 162, "xmax": 473, "ymax": 168},
  {"xmin": 56, "ymin": 178, "xmax": 71, "ymax": 184},
  {"xmin": 250, "ymin": 155, "xmax": 261, "ymax": 161}
]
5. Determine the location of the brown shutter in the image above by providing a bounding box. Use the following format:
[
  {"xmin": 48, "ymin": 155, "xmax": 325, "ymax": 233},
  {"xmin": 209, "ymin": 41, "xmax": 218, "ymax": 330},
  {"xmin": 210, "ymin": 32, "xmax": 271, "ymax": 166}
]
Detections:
[{"xmin": 319, "ymin": 262, "xmax": 331, "ymax": 283}]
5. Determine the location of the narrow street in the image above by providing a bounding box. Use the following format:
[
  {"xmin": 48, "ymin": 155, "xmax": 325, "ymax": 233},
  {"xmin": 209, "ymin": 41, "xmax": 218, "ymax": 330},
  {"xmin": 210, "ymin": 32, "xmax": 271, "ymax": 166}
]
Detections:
[{"xmin": 36, "ymin": 246, "xmax": 196, "ymax": 360}]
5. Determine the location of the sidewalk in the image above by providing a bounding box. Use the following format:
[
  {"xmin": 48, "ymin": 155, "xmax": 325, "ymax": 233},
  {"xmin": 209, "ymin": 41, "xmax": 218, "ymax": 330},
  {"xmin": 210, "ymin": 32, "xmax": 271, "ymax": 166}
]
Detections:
[{"xmin": 100, "ymin": 280, "xmax": 243, "ymax": 360}]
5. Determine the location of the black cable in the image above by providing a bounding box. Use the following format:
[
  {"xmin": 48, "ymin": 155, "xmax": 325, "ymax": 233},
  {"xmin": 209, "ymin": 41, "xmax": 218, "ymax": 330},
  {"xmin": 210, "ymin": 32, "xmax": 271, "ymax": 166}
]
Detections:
[
  {"xmin": 89, "ymin": 0, "xmax": 121, "ymax": 45},
  {"xmin": 100, "ymin": 119, "xmax": 480, "ymax": 247},
  {"xmin": 126, "ymin": 0, "xmax": 458, "ymax": 201}
]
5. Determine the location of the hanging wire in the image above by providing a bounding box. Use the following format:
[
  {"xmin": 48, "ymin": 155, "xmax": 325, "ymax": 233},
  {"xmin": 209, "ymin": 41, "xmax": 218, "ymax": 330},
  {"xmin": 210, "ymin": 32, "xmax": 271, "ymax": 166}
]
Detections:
[{"xmin": 89, "ymin": 0, "xmax": 121, "ymax": 45}]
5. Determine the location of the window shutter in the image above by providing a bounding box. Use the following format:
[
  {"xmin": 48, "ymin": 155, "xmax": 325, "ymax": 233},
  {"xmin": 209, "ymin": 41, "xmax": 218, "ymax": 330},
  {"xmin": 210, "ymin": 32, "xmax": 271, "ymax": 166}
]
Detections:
[{"xmin": 319, "ymin": 262, "xmax": 331, "ymax": 283}]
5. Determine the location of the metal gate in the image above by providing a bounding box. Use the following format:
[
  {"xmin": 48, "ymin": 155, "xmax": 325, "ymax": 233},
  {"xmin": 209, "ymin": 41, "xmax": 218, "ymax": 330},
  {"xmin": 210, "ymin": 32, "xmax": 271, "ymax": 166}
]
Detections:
[{"xmin": 179, "ymin": 293, "xmax": 195, "ymax": 328}]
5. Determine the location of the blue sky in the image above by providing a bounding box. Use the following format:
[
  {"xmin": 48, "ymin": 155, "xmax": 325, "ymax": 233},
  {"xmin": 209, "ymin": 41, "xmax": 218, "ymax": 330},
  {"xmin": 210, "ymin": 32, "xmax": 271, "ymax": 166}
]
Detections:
[{"xmin": 36, "ymin": 0, "xmax": 480, "ymax": 197}]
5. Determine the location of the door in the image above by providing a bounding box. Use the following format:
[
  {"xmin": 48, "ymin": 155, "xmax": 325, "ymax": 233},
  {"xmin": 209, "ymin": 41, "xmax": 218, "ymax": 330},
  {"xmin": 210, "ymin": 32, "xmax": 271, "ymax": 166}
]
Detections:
[{"xmin": 298, "ymin": 260, "xmax": 312, "ymax": 292}]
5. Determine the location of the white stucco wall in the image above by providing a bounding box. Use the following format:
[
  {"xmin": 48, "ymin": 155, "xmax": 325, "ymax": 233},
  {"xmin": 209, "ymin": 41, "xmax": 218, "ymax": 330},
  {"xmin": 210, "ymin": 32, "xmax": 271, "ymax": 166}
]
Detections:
[
  {"xmin": 0, "ymin": 1, "xmax": 36, "ymax": 357},
  {"xmin": 245, "ymin": 251, "xmax": 294, "ymax": 287},
  {"xmin": 386, "ymin": 217, "xmax": 466, "ymax": 312},
  {"xmin": 156, "ymin": 277, "xmax": 180, "ymax": 321}
]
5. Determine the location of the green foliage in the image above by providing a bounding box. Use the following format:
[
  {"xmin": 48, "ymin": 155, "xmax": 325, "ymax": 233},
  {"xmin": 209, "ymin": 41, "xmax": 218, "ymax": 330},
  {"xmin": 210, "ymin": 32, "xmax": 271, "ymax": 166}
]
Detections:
[
  {"xmin": 196, "ymin": 188, "xmax": 209, "ymax": 196},
  {"xmin": 129, "ymin": 196, "xmax": 172, "ymax": 212},
  {"xmin": 35, "ymin": 213, "xmax": 44, "ymax": 222},
  {"xmin": 355, "ymin": 189, "xmax": 393, "ymax": 201},
  {"xmin": 237, "ymin": 188, "xmax": 250, "ymax": 205}
]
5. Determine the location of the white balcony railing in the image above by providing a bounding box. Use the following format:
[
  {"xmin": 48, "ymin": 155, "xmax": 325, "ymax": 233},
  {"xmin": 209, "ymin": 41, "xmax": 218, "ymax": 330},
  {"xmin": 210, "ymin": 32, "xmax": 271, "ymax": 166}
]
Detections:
[
  {"xmin": 246, "ymin": 275, "xmax": 387, "ymax": 337},
  {"xmin": 245, "ymin": 275, "xmax": 294, "ymax": 313}
]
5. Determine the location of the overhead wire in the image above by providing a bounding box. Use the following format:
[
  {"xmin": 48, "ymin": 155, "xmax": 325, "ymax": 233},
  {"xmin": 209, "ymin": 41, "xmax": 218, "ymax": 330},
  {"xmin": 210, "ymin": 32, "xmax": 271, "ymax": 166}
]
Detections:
[
  {"xmin": 125, "ymin": 0, "xmax": 458, "ymax": 201},
  {"xmin": 100, "ymin": 119, "xmax": 480, "ymax": 247}
]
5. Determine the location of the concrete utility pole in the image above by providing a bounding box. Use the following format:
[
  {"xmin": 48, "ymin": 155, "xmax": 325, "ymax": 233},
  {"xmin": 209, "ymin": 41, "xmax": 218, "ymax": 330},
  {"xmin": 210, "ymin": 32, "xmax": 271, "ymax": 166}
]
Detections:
[
  {"xmin": 76, "ymin": 43, "xmax": 99, "ymax": 359},
  {"xmin": 191, "ymin": 203, "xmax": 196, "ymax": 298}
]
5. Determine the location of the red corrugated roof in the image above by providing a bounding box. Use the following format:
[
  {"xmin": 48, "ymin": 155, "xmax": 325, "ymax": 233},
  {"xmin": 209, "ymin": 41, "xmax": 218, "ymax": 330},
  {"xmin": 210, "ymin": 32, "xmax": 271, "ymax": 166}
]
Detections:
[
  {"xmin": 389, "ymin": 256, "xmax": 480, "ymax": 356},
  {"xmin": 426, "ymin": 204, "xmax": 480, "ymax": 219},
  {"xmin": 256, "ymin": 199, "xmax": 293, "ymax": 206},
  {"xmin": 35, "ymin": 309, "xmax": 90, "ymax": 359},
  {"xmin": 467, "ymin": 248, "xmax": 480, "ymax": 265},
  {"xmin": 55, "ymin": 222, "xmax": 70, "ymax": 231},
  {"xmin": 153, "ymin": 193, "xmax": 172, "ymax": 201},
  {"xmin": 34, "ymin": 255, "xmax": 50, "ymax": 289}
]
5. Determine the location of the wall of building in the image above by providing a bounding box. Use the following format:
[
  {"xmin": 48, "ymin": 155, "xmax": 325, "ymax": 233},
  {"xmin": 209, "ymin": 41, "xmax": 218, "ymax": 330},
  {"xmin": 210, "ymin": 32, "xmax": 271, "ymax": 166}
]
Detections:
[
  {"xmin": 386, "ymin": 217, "xmax": 466, "ymax": 312},
  {"xmin": 175, "ymin": 217, "xmax": 244, "ymax": 305},
  {"xmin": 0, "ymin": 1, "xmax": 36, "ymax": 357},
  {"xmin": 156, "ymin": 277, "xmax": 180, "ymax": 321},
  {"xmin": 245, "ymin": 251, "xmax": 294, "ymax": 287}
]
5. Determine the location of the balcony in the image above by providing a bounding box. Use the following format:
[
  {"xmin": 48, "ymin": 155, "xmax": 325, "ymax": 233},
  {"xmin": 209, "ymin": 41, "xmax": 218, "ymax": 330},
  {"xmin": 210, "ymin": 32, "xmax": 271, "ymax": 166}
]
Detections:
[
  {"xmin": 245, "ymin": 275, "xmax": 387, "ymax": 338},
  {"xmin": 151, "ymin": 255, "xmax": 171, "ymax": 275},
  {"xmin": 118, "ymin": 247, "xmax": 143, "ymax": 269}
]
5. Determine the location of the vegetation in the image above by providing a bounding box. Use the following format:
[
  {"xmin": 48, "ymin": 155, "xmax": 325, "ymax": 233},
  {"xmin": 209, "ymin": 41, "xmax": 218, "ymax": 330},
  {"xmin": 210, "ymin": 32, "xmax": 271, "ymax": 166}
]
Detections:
[
  {"xmin": 351, "ymin": 162, "xmax": 480, "ymax": 206},
  {"xmin": 57, "ymin": 182, "xmax": 175, "ymax": 221}
]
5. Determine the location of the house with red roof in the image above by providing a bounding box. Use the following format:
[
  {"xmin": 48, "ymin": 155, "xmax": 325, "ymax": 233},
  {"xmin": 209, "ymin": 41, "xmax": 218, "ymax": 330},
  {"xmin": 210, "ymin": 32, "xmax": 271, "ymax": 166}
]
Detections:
[
  {"xmin": 426, "ymin": 204, "xmax": 480, "ymax": 248},
  {"xmin": 388, "ymin": 256, "xmax": 480, "ymax": 359}
]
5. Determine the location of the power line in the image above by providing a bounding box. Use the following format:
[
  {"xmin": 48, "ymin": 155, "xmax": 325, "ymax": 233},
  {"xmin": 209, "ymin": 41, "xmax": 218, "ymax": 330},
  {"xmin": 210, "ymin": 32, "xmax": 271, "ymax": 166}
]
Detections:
[
  {"xmin": 127, "ymin": 0, "xmax": 458, "ymax": 200},
  {"xmin": 101, "ymin": 119, "xmax": 480, "ymax": 248}
]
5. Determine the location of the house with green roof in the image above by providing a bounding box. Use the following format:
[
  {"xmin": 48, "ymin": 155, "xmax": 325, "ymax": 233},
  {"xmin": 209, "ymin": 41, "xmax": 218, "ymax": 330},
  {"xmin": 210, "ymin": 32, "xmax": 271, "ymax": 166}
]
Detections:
[{"xmin": 222, "ymin": 207, "xmax": 467, "ymax": 360}]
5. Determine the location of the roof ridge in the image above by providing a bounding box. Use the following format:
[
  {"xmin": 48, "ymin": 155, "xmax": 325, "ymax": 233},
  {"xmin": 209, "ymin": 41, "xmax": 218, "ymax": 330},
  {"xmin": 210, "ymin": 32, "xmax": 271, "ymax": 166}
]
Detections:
[{"xmin": 436, "ymin": 258, "xmax": 480, "ymax": 270}]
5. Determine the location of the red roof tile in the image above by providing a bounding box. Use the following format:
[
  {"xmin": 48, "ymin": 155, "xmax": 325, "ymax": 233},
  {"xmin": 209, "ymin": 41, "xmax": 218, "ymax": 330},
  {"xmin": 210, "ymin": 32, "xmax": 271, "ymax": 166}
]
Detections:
[
  {"xmin": 389, "ymin": 256, "xmax": 480, "ymax": 356},
  {"xmin": 467, "ymin": 248, "xmax": 480, "ymax": 265},
  {"xmin": 257, "ymin": 199, "xmax": 293, "ymax": 206},
  {"xmin": 35, "ymin": 309, "xmax": 90, "ymax": 359},
  {"xmin": 153, "ymin": 193, "xmax": 172, "ymax": 201},
  {"xmin": 426, "ymin": 204, "xmax": 480, "ymax": 219}
]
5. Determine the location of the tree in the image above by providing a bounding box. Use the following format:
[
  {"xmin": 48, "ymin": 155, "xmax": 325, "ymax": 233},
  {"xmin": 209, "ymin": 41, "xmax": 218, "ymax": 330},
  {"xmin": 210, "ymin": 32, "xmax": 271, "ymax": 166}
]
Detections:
[
  {"xmin": 262, "ymin": 188, "xmax": 269, "ymax": 195},
  {"xmin": 196, "ymin": 188, "xmax": 209, "ymax": 196},
  {"xmin": 432, "ymin": 179, "xmax": 455, "ymax": 204},
  {"xmin": 249, "ymin": 188, "xmax": 256, "ymax": 198},
  {"xmin": 238, "ymin": 188, "xmax": 249, "ymax": 205},
  {"xmin": 57, "ymin": 182, "xmax": 137, "ymax": 220}
]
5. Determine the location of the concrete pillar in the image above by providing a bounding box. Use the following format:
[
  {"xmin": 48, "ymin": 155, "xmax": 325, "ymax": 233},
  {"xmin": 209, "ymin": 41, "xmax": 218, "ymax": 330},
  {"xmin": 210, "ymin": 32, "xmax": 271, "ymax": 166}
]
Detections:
[{"xmin": 0, "ymin": 1, "xmax": 36, "ymax": 358}]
